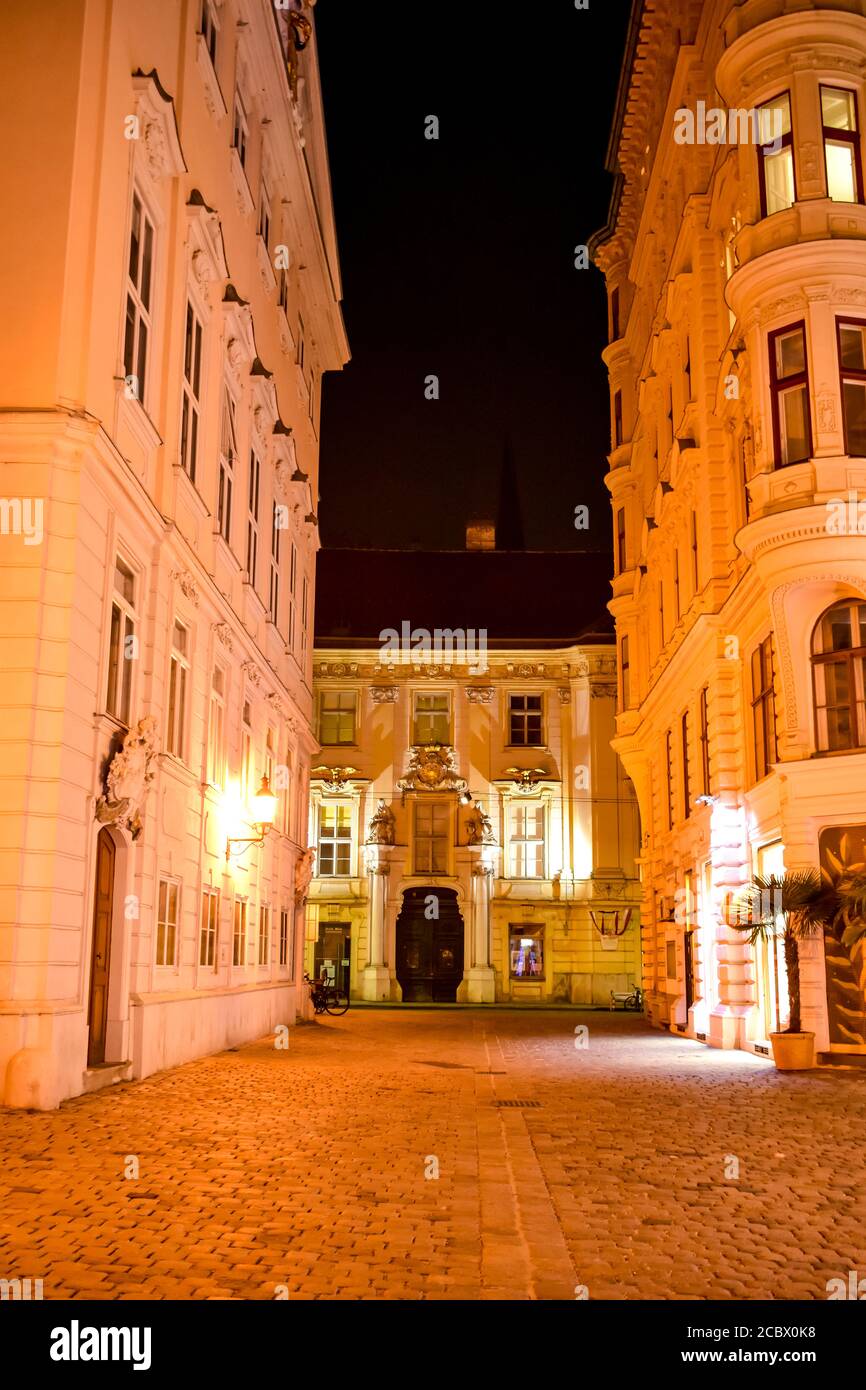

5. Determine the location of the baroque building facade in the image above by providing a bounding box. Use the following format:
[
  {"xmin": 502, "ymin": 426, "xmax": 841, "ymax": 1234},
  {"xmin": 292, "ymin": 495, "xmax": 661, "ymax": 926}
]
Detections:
[
  {"xmin": 0, "ymin": 0, "xmax": 347, "ymax": 1107},
  {"xmin": 592, "ymin": 0, "xmax": 866, "ymax": 1056},
  {"xmin": 308, "ymin": 548, "xmax": 641, "ymax": 1006}
]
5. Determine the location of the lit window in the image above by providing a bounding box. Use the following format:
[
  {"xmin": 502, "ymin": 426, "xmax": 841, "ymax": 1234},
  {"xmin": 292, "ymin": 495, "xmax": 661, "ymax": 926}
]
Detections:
[
  {"xmin": 509, "ymin": 693, "xmax": 543, "ymax": 746},
  {"xmin": 279, "ymin": 906, "xmax": 290, "ymax": 969},
  {"xmin": 318, "ymin": 805, "xmax": 352, "ymax": 876},
  {"xmin": 156, "ymin": 879, "xmax": 179, "ymax": 967},
  {"xmin": 180, "ymin": 301, "xmax": 203, "ymax": 483},
  {"xmin": 106, "ymin": 556, "xmax": 136, "ymax": 724},
  {"xmin": 233, "ymin": 898, "xmax": 247, "ymax": 967},
  {"xmin": 812, "ymin": 602, "xmax": 866, "ymax": 752},
  {"xmin": 510, "ymin": 804, "xmax": 544, "ymax": 878},
  {"xmin": 769, "ymin": 323, "xmax": 811, "ymax": 466},
  {"xmin": 757, "ymin": 92, "xmax": 795, "ymax": 216},
  {"xmin": 837, "ymin": 320, "xmax": 866, "ymax": 456},
  {"xmin": 167, "ymin": 620, "xmax": 190, "ymax": 759},
  {"xmin": 218, "ymin": 388, "xmax": 236, "ymax": 543},
  {"xmin": 199, "ymin": 888, "xmax": 219, "ymax": 968},
  {"xmin": 413, "ymin": 801, "xmax": 449, "ymax": 874},
  {"xmin": 821, "ymin": 86, "xmax": 862, "ymax": 203},
  {"xmin": 207, "ymin": 666, "xmax": 226, "ymax": 786},
  {"xmin": 319, "ymin": 691, "xmax": 356, "ymax": 746},
  {"xmin": 258, "ymin": 904, "xmax": 270, "ymax": 966},
  {"xmin": 751, "ymin": 636, "xmax": 778, "ymax": 782},
  {"xmin": 413, "ymin": 692, "xmax": 451, "ymax": 744},
  {"xmin": 509, "ymin": 928, "xmax": 544, "ymax": 980},
  {"xmin": 123, "ymin": 191, "xmax": 154, "ymax": 403},
  {"xmin": 246, "ymin": 451, "xmax": 260, "ymax": 587}
]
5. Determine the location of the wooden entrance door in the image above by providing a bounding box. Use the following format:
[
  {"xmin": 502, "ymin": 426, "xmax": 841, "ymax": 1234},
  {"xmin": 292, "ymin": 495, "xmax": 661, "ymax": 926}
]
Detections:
[
  {"xmin": 396, "ymin": 888, "xmax": 464, "ymax": 1002},
  {"xmin": 88, "ymin": 828, "xmax": 115, "ymax": 1066}
]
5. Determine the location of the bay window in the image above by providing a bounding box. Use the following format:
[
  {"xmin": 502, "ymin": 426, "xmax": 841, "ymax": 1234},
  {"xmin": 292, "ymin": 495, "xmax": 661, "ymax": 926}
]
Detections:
[
  {"xmin": 812, "ymin": 601, "xmax": 866, "ymax": 753},
  {"xmin": 769, "ymin": 322, "xmax": 811, "ymax": 466},
  {"xmin": 837, "ymin": 319, "xmax": 866, "ymax": 456},
  {"xmin": 821, "ymin": 86, "xmax": 862, "ymax": 203},
  {"xmin": 757, "ymin": 93, "xmax": 795, "ymax": 216}
]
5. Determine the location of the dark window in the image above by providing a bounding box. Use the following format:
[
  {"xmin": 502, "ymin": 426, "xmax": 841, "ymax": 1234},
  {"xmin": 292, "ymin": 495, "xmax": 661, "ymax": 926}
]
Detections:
[
  {"xmin": 613, "ymin": 389, "xmax": 623, "ymax": 448},
  {"xmin": 681, "ymin": 710, "xmax": 691, "ymax": 820},
  {"xmin": 615, "ymin": 507, "xmax": 626, "ymax": 574},
  {"xmin": 684, "ymin": 336, "xmax": 692, "ymax": 401},
  {"xmin": 837, "ymin": 319, "xmax": 866, "ymax": 457},
  {"xmin": 812, "ymin": 601, "xmax": 866, "ymax": 752},
  {"xmin": 690, "ymin": 511, "xmax": 699, "ymax": 591},
  {"xmin": 610, "ymin": 287, "xmax": 620, "ymax": 342},
  {"xmin": 769, "ymin": 322, "xmax": 811, "ymax": 467},
  {"xmin": 509, "ymin": 694, "xmax": 543, "ymax": 746},
  {"xmin": 200, "ymin": 0, "xmax": 217, "ymax": 65},
  {"xmin": 665, "ymin": 729, "xmax": 674, "ymax": 831},
  {"xmin": 699, "ymin": 686, "xmax": 711, "ymax": 796},
  {"xmin": 751, "ymin": 636, "xmax": 778, "ymax": 782},
  {"xmin": 620, "ymin": 635, "xmax": 630, "ymax": 712}
]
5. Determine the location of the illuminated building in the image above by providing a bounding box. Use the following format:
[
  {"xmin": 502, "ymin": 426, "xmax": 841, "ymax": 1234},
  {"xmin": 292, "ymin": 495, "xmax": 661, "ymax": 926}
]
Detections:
[
  {"xmin": 592, "ymin": 0, "xmax": 866, "ymax": 1056},
  {"xmin": 308, "ymin": 543, "xmax": 641, "ymax": 1005},
  {"xmin": 0, "ymin": 0, "xmax": 348, "ymax": 1107}
]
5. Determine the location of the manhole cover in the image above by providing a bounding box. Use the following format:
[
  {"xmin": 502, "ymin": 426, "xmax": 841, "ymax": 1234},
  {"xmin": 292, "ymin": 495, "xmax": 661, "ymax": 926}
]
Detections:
[{"xmin": 493, "ymin": 1099, "xmax": 541, "ymax": 1109}]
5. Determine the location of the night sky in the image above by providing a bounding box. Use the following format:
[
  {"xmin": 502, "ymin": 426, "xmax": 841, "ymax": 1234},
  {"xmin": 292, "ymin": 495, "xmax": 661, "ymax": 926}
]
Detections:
[{"xmin": 314, "ymin": 0, "xmax": 634, "ymax": 553}]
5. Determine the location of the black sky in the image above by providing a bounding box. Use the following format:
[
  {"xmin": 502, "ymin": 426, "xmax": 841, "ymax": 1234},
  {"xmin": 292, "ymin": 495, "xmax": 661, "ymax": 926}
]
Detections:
[{"xmin": 314, "ymin": 0, "xmax": 633, "ymax": 552}]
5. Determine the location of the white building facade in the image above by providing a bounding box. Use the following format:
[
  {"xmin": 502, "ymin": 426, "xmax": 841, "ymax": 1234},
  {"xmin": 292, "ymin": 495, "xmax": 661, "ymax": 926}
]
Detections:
[{"xmin": 0, "ymin": 0, "xmax": 348, "ymax": 1108}]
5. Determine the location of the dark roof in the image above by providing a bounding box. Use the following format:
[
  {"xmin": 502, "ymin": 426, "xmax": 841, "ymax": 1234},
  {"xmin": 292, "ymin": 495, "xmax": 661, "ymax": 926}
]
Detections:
[{"xmin": 314, "ymin": 549, "xmax": 614, "ymax": 649}]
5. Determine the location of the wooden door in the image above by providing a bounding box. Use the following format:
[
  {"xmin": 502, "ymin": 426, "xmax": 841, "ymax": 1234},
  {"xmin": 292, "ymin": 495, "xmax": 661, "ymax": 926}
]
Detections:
[{"xmin": 87, "ymin": 828, "xmax": 115, "ymax": 1066}]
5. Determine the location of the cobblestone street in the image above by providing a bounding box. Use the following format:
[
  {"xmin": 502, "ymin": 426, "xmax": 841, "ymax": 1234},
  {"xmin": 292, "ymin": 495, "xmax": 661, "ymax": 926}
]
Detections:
[{"xmin": 2, "ymin": 1010, "xmax": 865, "ymax": 1301}]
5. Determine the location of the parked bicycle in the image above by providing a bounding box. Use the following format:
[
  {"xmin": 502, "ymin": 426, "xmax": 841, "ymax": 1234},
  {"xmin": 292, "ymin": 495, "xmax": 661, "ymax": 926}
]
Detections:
[
  {"xmin": 609, "ymin": 983, "xmax": 643, "ymax": 1012},
  {"xmin": 304, "ymin": 971, "xmax": 350, "ymax": 1016}
]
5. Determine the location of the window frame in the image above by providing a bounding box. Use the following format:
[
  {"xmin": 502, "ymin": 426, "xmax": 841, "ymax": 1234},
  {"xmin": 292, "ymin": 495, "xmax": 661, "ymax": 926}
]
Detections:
[
  {"xmin": 620, "ymin": 634, "xmax": 631, "ymax": 712},
  {"xmin": 166, "ymin": 618, "xmax": 190, "ymax": 760},
  {"xmin": 412, "ymin": 798, "xmax": 451, "ymax": 876},
  {"xmin": 180, "ymin": 298, "xmax": 204, "ymax": 483},
  {"xmin": 508, "ymin": 801, "xmax": 546, "ymax": 880},
  {"xmin": 699, "ymin": 686, "xmax": 711, "ymax": 797},
  {"xmin": 318, "ymin": 689, "xmax": 357, "ymax": 747},
  {"xmin": 279, "ymin": 905, "xmax": 291, "ymax": 970},
  {"xmin": 257, "ymin": 179, "xmax": 271, "ymax": 249},
  {"xmin": 811, "ymin": 601, "xmax": 866, "ymax": 754},
  {"xmin": 613, "ymin": 388, "xmax": 623, "ymax": 448},
  {"xmin": 317, "ymin": 802, "xmax": 353, "ymax": 877},
  {"xmin": 233, "ymin": 896, "xmax": 248, "ymax": 967},
  {"xmin": 199, "ymin": 887, "xmax": 220, "ymax": 970},
  {"xmin": 412, "ymin": 691, "xmax": 452, "ymax": 746},
  {"xmin": 217, "ymin": 383, "xmax": 238, "ymax": 546},
  {"xmin": 681, "ymin": 708, "xmax": 691, "ymax": 821},
  {"xmin": 156, "ymin": 876, "xmax": 181, "ymax": 968},
  {"xmin": 836, "ymin": 316, "xmax": 866, "ymax": 458},
  {"xmin": 105, "ymin": 554, "xmax": 137, "ymax": 725},
  {"xmin": 768, "ymin": 320, "xmax": 812, "ymax": 468},
  {"xmin": 615, "ymin": 506, "xmax": 626, "ymax": 575},
  {"xmin": 508, "ymin": 692, "xmax": 544, "ymax": 748},
  {"xmin": 509, "ymin": 925, "xmax": 545, "ymax": 981},
  {"xmin": 269, "ymin": 499, "xmax": 282, "ymax": 627},
  {"xmin": 246, "ymin": 449, "xmax": 261, "ymax": 587},
  {"xmin": 757, "ymin": 90, "xmax": 796, "ymax": 218},
  {"xmin": 665, "ymin": 728, "xmax": 674, "ymax": 832},
  {"xmin": 123, "ymin": 187, "xmax": 155, "ymax": 408},
  {"xmin": 750, "ymin": 635, "xmax": 778, "ymax": 783},
  {"xmin": 821, "ymin": 84, "xmax": 863, "ymax": 204},
  {"xmin": 207, "ymin": 664, "xmax": 227, "ymax": 787},
  {"xmin": 232, "ymin": 87, "xmax": 249, "ymax": 170},
  {"xmin": 200, "ymin": 0, "xmax": 218, "ymax": 66},
  {"xmin": 258, "ymin": 903, "xmax": 271, "ymax": 967}
]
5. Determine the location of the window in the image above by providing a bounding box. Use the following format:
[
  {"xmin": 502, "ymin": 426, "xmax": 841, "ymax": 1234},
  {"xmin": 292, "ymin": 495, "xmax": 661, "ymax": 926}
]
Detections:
[
  {"xmin": 180, "ymin": 300, "xmax": 203, "ymax": 482},
  {"xmin": 413, "ymin": 801, "xmax": 449, "ymax": 874},
  {"xmin": 699, "ymin": 686, "xmax": 711, "ymax": 796},
  {"xmin": 681, "ymin": 709, "xmax": 691, "ymax": 820},
  {"xmin": 106, "ymin": 556, "xmax": 136, "ymax": 724},
  {"xmin": 167, "ymin": 620, "xmax": 189, "ymax": 759},
  {"xmin": 199, "ymin": 888, "xmax": 219, "ymax": 968},
  {"xmin": 620, "ymin": 635, "xmax": 631, "ymax": 712},
  {"xmin": 690, "ymin": 510, "xmax": 699, "ymax": 592},
  {"xmin": 509, "ymin": 804, "xmax": 545, "ymax": 878},
  {"xmin": 613, "ymin": 389, "xmax": 623, "ymax": 448},
  {"xmin": 297, "ymin": 316, "xmax": 305, "ymax": 372},
  {"xmin": 509, "ymin": 928, "xmax": 544, "ymax": 980},
  {"xmin": 257, "ymin": 181, "xmax": 271, "ymax": 248},
  {"xmin": 837, "ymin": 319, "xmax": 866, "ymax": 456},
  {"xmin": 319, "ymin": 691, "xmax": 356, "ymax": 746},
  {"xmin": 684, "ymin": 336, "xmax": 692, "ymax": 401},
  {"xmin": 509, "ymin": 693, "xmax": 543, "ymax": 746},
  {"xmin": 200, "ymin": 0, "xmax": 217, "ymax": 65},
  {"xmin": 233, "ymin": 898, "xmax": 247, "ymax": 967},
  {"xmin": 246, "ymin": 451, "xmax": 260, "ymax": 586},
  {"xmin": 413, "ymin": 692, "xmax": 451, "ymax": 744},
  {"xmin": 318, "ymin": 804, "xmax": 351, "ymax": 875},
  {"xmin": 265, "ymin": 726, "xmax": 275, "ymax": 790},
  {"xmin": 301, "ymin": 575, "xmax": 309, "ymax": 656},
  {"xmin": 218, "ymin": 388, "xmax": 237, "ymax": 544},
  {"xmin": 281, "ymin": 749, "xmax": 293, "ymax": 836},
  {"xmin": 610, "ymin": 288, "xmax": 620, "ymax": 342},
  {"xmin": 812, "ymin": 601, "xmax": 866, "ymax": 752},
  {"xmin": 123, "ymin": 191, "xmax": 154, "ymax": 403},
  {"xmin": 822, "ymin": 86, "xmax": 862, "ymax": 203},
  {"xmin": 241, "ymin": 700, "xmax": 253, "ymax": 802},
  {"xmin": 156, "ymin": 879, "xmax": 179, "ymax": 967},
  {"xmin": 659, "ymin": 579, "xmax": 666, "ymax": 649},
  {"xmin": 751, "ymin": 636, "xmax": 778, "ymax": 781},
  {"xmin": 288, "ymin": 542, "xmax": 297, "ymax": 650},
  {"xmin": 258, "ymin": 904, "xmax": 270, "ymax": 966},
  {"xmin": 279, "ymin": 907, "xmax": 290, "ymax": 969},
  {"xmin": 232, "ymin": 89, "xmax": 248, "ymax": 169},
  {"xmin": 673, "ymin": 548, "xmax": 680, "ymax": 622},
  {"xmin": 769, "ymin": 322, "xmax": 811, "ymax": 467},
  {"xmin": 757, "ymin": 92, "xmax": 795, "ymax": 217},
  {"xmin": 207, "ymin": 666, "xmax": 226, "ymax": 786},
  {"xmin": 269, "ymin": 500, "xmax": 282, "ymax": 626},
  {"xmin": 615, "ymin": 507, "xmax": 626, "ymax": 574},
  {"xmin": 278, "ymin": 267, "xmax": 289, "ymax": 315},
  {"xmin": 665, "ymin": 729, "xmax": 674, "ymax": 831}
]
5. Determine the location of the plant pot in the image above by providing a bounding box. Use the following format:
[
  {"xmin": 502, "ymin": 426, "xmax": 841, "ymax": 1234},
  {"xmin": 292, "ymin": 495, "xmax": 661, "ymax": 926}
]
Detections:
[{"xmin": 769, "ymin": 1031, "xmax": 815, "ymax": 1071}]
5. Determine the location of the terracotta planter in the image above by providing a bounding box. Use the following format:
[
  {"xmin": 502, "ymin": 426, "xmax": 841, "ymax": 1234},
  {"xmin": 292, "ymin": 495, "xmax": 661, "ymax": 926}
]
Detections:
[{"xmin": 770, "ymin": 1031, "xmax": 815, "ymax": 1071}]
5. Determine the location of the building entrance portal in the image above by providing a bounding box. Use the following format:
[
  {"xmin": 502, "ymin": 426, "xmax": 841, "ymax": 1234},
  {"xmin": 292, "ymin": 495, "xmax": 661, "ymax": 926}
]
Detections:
[
  {"xmin": 396, "ymin": 887, "xmax": 464, "ymax": 1003},
  {"xmin": 87, "ymin": 827, "xmax": 116, "ymax": 1066}
]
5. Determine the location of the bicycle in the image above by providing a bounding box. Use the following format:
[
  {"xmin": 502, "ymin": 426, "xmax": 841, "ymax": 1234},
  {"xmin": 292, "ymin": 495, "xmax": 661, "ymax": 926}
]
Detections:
[{"xmin": 304, "ymin": 972, "xmax": 350, "ymax": 1016}]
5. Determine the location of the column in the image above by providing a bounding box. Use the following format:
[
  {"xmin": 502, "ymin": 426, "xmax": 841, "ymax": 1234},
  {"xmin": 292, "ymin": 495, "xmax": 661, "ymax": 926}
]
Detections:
[
  {"xmin": 466, "ymin": 853, "xmax": 496, "ymax": 1003},
  {"xmin": 361, "ymin": 845, "xmax": 393, "ymax": 1001}
]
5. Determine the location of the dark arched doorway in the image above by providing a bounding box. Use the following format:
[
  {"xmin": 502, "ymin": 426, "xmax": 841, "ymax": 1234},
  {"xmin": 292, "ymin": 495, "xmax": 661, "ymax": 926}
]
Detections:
[
  {"xmin": 88, "ymin": 827, "xmax": 116, "ymax": 1065},
  {"xmin": 396, "ymin": 887, "xmax": 464, "ymax": 1002}
]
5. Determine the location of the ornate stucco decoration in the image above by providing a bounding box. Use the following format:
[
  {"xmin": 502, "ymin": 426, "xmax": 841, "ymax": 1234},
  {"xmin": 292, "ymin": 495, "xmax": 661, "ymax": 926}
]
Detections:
[
  {"xmin": 242, "ymin": 660, "xmax": 265, "ymax": 689},
  {"xmin": 317, "ymin": 662, "xmax": 360, "ymax": 677},
  {"xmin": 503, "ymin": 767, "xmax": 548, "ymax": 794},
  {"xmin": 465, "ymin": 686, "xmax": 495, "ymax": 704},
  {"xmin": 366, "ymin": 799, "xmax": 395, "ymax": 845},
  {"xmin": 222, "ymin": 286, "xmax": 256, "ymax": 382},
  {"xmin": 505, "ymin": 662, "xmax": 546, "ymax": 678},
  {"xmin": 131, "ymin": 71, "xmax": 187, "ymax": 183},
  {"xmin": 557, "ymin": 687, "xmax": 572, "ymax": 704},
  {"xmin": 590, "ymin": 908, "xmax": 632, "ymax": 938},
  {"xmin": 370, "ymin": 685, "xmax": 398, "ymax": 704},
  {"xmin": 185, "ymin": 191, "xmax": 229, "ymax": 296},
  {"xmin": 96, "ymin": 716, "xmax": 158, "ymax": 841},
  {"xmin": 250, "ymin": 360, "xmax": 278, "ymax": 443},
  {"xmin": 294, "ymin": 847, "xmax": 315, "ymax": 906},
  {"xmin": 396, "ymin": 745, "xmax": 468, "ymax": 797},
  {"xmin": 312, "ymin": 765, "xmax": 358, "ymax": 795},
  {"xmin": 170, "ymin": 569, "xmax": 200, "ymax": 606},
  {"xmin": 590, "ymin": 681, "xmax": 618, "ymax": 700},
  {"xmin": 213, "ymin": 622, "xmax": 234, "ymax": 651},
  {"xmin": 266, "ymin": 691, "xmax": 287, "ymax": 719}
]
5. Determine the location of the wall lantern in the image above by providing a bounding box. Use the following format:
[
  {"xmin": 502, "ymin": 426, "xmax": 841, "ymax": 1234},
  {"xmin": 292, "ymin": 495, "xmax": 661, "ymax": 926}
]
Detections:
[{"xmin": 225, "ymin": 776, "xmax": 278, "ymax": 860}]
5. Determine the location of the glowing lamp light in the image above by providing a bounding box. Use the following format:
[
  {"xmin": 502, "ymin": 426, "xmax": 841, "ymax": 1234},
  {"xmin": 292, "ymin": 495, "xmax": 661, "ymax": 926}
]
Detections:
[{"xmin": 225, "ymin": 775, "xmax": 278, "ymax": 860}]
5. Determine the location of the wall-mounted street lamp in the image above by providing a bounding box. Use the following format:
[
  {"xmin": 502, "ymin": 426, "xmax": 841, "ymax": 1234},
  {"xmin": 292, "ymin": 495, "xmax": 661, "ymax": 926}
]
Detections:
[
  {"xmin": 225, "ymin": 776, "xmax": 278, "ymax": 861},
  {"xmin": 695, "ymin": 793, "xmax": 720, "ymax": 807}
]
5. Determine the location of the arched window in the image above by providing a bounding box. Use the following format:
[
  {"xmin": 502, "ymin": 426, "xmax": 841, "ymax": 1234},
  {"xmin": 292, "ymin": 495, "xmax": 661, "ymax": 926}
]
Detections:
[{"xmin": 812, "ymin": 601, "xmax": 866, "ymax": 752}]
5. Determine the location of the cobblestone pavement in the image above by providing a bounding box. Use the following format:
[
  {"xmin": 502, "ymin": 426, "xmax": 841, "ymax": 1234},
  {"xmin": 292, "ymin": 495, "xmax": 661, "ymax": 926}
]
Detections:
[{"xmin": 1, "ymin": 1010, "xmax": 865, "ymax": 1300}]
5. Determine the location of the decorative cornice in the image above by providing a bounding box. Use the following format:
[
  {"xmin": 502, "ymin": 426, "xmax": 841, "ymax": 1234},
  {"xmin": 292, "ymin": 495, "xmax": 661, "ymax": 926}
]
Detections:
[{"xmin": 131, "ymin": 70, "xmax": 187, "ymax": 183}]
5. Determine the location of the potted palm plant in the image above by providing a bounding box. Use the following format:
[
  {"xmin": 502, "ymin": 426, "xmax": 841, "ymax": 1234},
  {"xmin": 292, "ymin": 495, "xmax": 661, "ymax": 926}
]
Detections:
[{"xmin": 732, "ymin": 870, "xmax": 829, "ymax": 1070}]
